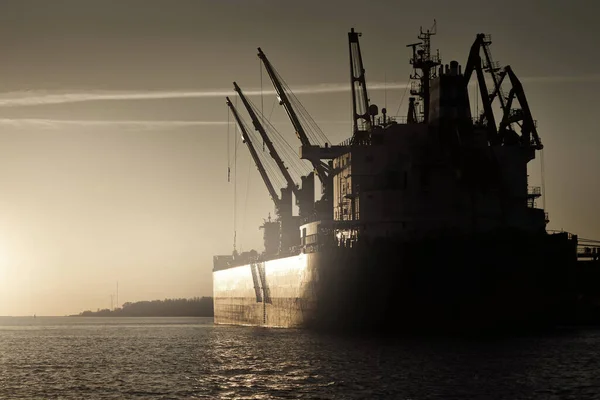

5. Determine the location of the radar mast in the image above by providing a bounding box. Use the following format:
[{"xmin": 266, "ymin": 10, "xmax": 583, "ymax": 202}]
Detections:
[{"xmin": 406, "ymin": 20, "xmax": 441, "ymax": 123}]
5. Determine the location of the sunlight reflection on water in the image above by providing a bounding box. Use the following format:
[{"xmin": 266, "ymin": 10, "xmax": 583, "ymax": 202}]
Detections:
[{"xmin": 0, "ymin": 317, "xmax": 598, "ymax": 399}]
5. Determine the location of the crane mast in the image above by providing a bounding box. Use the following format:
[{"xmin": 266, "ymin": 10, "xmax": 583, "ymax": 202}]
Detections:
[
  {"xmin": 256, "ymin": 48, "xmax": 329, "ymax": 186},
  {"xmin": 226, "ymin": 96, "xmax": 281, "ymax": 215},
  {"xmin": 348, "ymin": 28, "xmax": 372, "ymax": 145}
]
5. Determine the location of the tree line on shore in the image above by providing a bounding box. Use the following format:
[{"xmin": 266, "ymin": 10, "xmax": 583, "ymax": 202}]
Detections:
[{"xmin": 73, "ymin": 297, "xmax": 214, "ymax": 317}]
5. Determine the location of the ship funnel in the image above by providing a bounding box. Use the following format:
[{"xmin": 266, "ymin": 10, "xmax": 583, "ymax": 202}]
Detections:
[{"xmin": 450, "ymin": 60, "xmax": 459, "ymax": 76}]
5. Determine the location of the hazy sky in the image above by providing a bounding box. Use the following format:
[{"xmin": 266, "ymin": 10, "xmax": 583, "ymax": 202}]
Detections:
[{"xmin": 0, "ymin": 0, "xmax": 598, "ymax": 316}]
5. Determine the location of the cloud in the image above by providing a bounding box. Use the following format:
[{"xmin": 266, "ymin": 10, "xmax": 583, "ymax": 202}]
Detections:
[
  {"xmin": 0, "ymin": 118, "xmax": 349, "ymax": 130},
  {"xmin": 0, "ymin": 74, "xmax": 597, "ymax": 108},
  {"xmin": 516, "ymin": 74, "xmax": 600, "ymax": 84},
  {"xmin": 0, "ymin": 119, "xmax": 229, "ymax": 130},
  {"xmin": 0, "ymin": 82, "xmax": 407, "ymax": 108}
]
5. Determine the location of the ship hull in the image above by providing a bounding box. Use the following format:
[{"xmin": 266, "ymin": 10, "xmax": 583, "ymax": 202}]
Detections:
[
  {"xmin": 212, "ymin": 252, "xmax": 319, "ymax": 328},
  {"xmin": 213, "ymin": 230, "xmax": 577, "ymax": 334}
]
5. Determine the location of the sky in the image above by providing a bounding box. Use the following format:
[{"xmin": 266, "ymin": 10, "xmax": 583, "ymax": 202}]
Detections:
[{"xmin": 0, "ymin": 0, "xmax": 598, "ymax": 316}]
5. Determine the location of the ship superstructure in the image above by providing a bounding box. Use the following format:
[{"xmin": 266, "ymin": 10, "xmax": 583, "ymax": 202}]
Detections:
[
  {"xmin": 331, "ymin": 23, "xmax": 546, "ymax": 247},
  {"xmin": 213, "ymin": 23, "xmax": 582, "ymax": 332}
]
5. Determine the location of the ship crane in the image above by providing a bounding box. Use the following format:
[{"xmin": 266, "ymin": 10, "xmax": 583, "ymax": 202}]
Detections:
[
  {"xmin": 463, "ymin": 34, "xmax": 543, "ymax": 152},
  {"xmin": 498, "ymin": 66, "xmax": 543, "ymax": 151},
  {"xmin": 233, "ymin": 82, "xmax": 313, "ymax": 220},
  {"xmin": 257, "ymin": 48, "xmax": 347, "ymax": 217},
  {"xmin": 348, "ymin": 27, "xmax": 376, "ymax": 145},
  {"xmin": 226, "ymin": 96, "xmax": 298, "ymax": 255},
  {"xmin": 257, "ymin": 49, "xmax": 336, "ymax": 180},
  {"xmin": 226, "ymin": 96, "xmax": 283, "ymax": 216}
]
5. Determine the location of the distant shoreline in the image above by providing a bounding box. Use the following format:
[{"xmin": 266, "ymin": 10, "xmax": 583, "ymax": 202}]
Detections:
[
  {"xmin": 69, "ymin": 297, "xmax": 214, "ymax": 318},
  {"xmin": 68, "ymin": 314, "xmax": 214, "ymax": 317}
]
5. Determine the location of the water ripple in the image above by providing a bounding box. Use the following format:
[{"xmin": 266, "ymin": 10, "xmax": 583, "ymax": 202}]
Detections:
[{"xmin": 0, "ymin": 317, "xmax": 599, "ymax": 399}]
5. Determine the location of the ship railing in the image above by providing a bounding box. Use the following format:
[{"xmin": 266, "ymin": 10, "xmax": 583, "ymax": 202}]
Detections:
[
  {"xmin": 577, "ymin": 244, "xmax": 600, "ymax": 260},
  {"xmin": 338, "ymin": 137, "xmax": 352, "ymax": 147},
  {"xmin": 547, "ymin": 229, "xmax": 575, "ymax": 240},
  {"xmin": 375, "ymin": 116, "xmax": 417, "ymax": 125},
  {"xmin": 528, "ymin": 186, "xmax": 542, "ymax": 197}
]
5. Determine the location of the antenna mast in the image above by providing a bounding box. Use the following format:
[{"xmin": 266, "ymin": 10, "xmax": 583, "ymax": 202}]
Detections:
[{"xmin": 407, "ymin": 20, "xmax": 441, "ymax": 123}]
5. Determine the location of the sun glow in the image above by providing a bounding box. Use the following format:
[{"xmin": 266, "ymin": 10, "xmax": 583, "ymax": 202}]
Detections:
[
  {"xmin": 0, "ymin": 242, "xmax": 10, "ymax": 283},
  {"xmin": 0, "ymin": 234, "xmax": 16, "ymax": 294}
]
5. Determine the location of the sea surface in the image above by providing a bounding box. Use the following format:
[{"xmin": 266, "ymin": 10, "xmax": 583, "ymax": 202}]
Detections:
[{"xmin": 0, "ymin": 317, "xmax": 599, "ymax": 399}]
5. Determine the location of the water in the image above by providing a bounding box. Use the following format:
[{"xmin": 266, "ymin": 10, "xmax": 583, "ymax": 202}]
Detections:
[{"xmin": 0, "ymin": 317, "xmax": 598, "ymax": 399}]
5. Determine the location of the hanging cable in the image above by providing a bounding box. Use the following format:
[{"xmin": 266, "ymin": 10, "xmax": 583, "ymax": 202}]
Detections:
[
  {"xmin": 227, "ymin": 105, "xmax": 231, "ymax": 182},
  {"xmin": 242, "ymin": 154, "xmax": 252, "ymax": 252},
  {"xmin": 261, "ymin": 59, "xmax": 265, "ymax": 152},
  {"xmin": 248, "ymin": 99, "xmax": 311, "ymax": 179},
  {"xmin": 268, "ymin": 97, "xmax": 277, "ymax": 122},
  {"xmin": 394, "ymin": 81, "xmax": 410, "ymax": 118},
  {"xmin": 233, "ymin": 95, "xmax": 239, "ymax": 253},
  {"xmin": 272, "ymin": 65, "xmax": 330, "ymax": 145}
]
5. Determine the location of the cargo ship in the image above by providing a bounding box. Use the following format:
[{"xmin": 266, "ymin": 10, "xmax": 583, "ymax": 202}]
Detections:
[{"xmin": 213, "ymin": 23, "xmax": 583, "ymax": 333}]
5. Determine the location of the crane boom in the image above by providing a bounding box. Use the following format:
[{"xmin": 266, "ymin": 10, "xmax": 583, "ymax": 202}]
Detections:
[
  {"xmin": 226, "ymin": 96, "xmax": 281, "ymax": 213},
  {"xmin": 503, "ymin": 66, "xmax": 543, "ymax": 150},
  {"xmin": 233, "ymin": 82, "xmax": 301, "ymax": 198},
  {"xmin": 257, "ymin": 48, "xmax": 310, "ymax": 148},
  {"xmin": 464, "ymin": 33, "xmax": 542, "ymax": 151},
  {"xmin": 464, "ymin": 43, "xmax": 498, "ymax": 144},
  {"xmin": 256, "ymin": 48, "xmax": 329, "ymax": 186},
  {"xmin": 348, "ymin": 28, "xmax": 371, "ymax": 140}
]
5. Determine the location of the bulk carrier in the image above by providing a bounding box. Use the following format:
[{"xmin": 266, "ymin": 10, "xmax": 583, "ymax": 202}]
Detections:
[{"xmin": 213, "ymin": 23, "xmax": 582, "ymax": 333}]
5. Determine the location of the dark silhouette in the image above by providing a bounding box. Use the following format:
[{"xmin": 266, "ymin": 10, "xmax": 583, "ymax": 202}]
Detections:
[{"xmin": 72, "ymin": 297, "xmax": 214, "ymax": 317}]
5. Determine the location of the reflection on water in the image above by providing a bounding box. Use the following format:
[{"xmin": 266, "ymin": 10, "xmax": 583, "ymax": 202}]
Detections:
[{"xmin": 0, "ymin": 317, "xmax": 598, "ymax": 399}]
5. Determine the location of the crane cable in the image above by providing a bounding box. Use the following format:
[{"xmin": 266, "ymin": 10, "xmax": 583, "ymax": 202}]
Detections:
[
  {"xmin": 261, "ymin": 59, "xmax": 265, "ymax": 152},
  {"xmin": 394, "ymin": 80, "xmax": 410, "ymax": 118},
  {"xmin": 247, "ymin": 97, "xmax": 310, "ymax": 182},
  {"xmin": 233, "ymin": 95, "xmax": 239, "ymax": 253},
  {"xmin": 227, "ymin": 105, "xmax": 231, "ymax": 182},
  {"xmin": 242, "ymin": 154, "xmax": 252, "ymax": 253}
]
